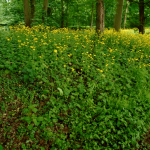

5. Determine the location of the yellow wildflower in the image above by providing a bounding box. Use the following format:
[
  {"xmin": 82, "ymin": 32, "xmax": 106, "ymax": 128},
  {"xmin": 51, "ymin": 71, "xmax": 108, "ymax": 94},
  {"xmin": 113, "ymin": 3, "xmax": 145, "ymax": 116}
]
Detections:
[
  {"xmin": 71, "ymin": 68, "xmax": 75, "ymax": 71},
  {"xmin": 54, "ymin": 50, "xmax": 57, "ymax": 53}
]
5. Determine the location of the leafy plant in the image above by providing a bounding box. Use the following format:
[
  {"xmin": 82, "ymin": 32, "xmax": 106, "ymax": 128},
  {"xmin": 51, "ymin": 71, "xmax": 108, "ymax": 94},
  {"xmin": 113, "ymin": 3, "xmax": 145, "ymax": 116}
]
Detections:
[{"xmin": 0, "ymin": 24, "xmax": 150, "ymax": 149}]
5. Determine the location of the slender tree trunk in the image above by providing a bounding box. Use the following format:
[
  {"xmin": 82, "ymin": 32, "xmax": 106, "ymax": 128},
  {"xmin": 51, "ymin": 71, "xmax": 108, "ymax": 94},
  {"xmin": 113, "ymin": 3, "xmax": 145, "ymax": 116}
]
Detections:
[
  {"xmin": 42, "ymin": 0, "xmax": 48, "ymax": 24},
  {"xmin": 123, "ymin": 0, "xmax": 129, "ymax": 29},
  {"xmin": 113, "ymin": 0, "xmax": 124, "ymax": 32},
  {"xmin": 103, "ymin": 2, "xmax": 105, "ymax": 30},
  {"xmin": 23, "ymin": 0, "xmax": 31, "ymax": 28},
  {"xmin": 66, "ymin": 2, "xmax": 68, "ymax": 27},
  {"xmin": 61, "ymin": 0, "xmax": 64, "ymax": 28},
  {"xmin": 91, "ymin": 2, "xmax": 94, "ymax": 30},
  {"xmin": 96, "ymin": 0, "xmax": 105, "ymax": 35},
  {"xmin": 139, "ymin": 0, "xmax": 145, "ymax": 34},
  {"xmin": 47, "ymin": 6, "xmax": 51, "ymax": 17},
  {"xmin": 30, "ymin": 0, "xmax": 35, "ymax": 24},
  {"xmin": 77, "ymin": 3, "xmax": 80, "ymax": 28}
]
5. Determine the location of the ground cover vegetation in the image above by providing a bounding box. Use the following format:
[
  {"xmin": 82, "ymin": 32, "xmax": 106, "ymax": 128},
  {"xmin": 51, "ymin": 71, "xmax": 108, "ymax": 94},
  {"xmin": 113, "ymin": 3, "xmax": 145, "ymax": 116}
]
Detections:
[{"xmin": 1, "ymin": 24, "xmax": 150, "ymax": 149}]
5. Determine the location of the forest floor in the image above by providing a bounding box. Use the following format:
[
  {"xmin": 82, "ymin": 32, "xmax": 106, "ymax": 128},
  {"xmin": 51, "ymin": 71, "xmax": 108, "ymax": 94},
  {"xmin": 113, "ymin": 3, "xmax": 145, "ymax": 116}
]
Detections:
[{"xmin": 1, "ymin": 25, "xmax": 150, "ymax": 149}]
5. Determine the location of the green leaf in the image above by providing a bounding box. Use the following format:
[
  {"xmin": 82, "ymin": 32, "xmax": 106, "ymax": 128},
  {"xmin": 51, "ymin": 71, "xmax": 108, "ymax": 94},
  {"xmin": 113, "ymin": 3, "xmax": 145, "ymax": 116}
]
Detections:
[
  {"xmin": 4, "ymin": 69, "xmax": 10, "ymax": 74},
  {"xmin": 23, "ymin": 117, "xmax": 32, "ymax": 124},
  {"xmin": 53, "ymin": 118, "xmax": 58, "ymax": 123},
  {"xmin": 37, "ymin": 116, "xmax": 44, "ymax": 122},
  {"xmin": 83, "ymin": 125, "xmax": 86, "ymax": 130},
  {"xmin": 47, "ymin": 132, "xmax": 53, "ymax": 138},
  {"xmin": 113, "ymin": 143, "xmax": 118, "ymax": 148},
  {"xmin": 28, "ymin": 124, "xmax": 33, "ymax": 130},
  {"xmin": 21, "ymin": 143, "xmax": 26, "ymax": 149},
  {"xmin": 126, "ymin": 84, "xmax": 131, "ymax": 88},
  {"xmin": 28, "ymin": 105, "xmax": 38, "ymax": 113},
  {"xmin": 117, "ymin": 120, "xmax": 121, "ymax": 127},
  {"xmin": 0, "ymin": 65, "xmax": 4, "ymax": 69},
  {"xmin": 28, "ymin": 104, "xmax": 37, "ymax": 109},
  {"xmin": 57, "ymin": 87, "xmax": 63, "ymax": 96},
  {"xmin": 71, "ymin": 95, "xmax": 75, "ymax": 100},
  {"xmin": 24, "ymin": 74, "xmax": 29, "ymax": 80},
  {"xmin": 49, "ymin": 83, "xmax": 54, "ymax": 87},
  {"xmin": 64, "ymin": 88, "xmax": 71, "ymax": 96},
  {"xmin": 42, "ymin": 78, "xmax": 48, "ymax": 83},
  {"xmin": 120, "ymin": 118, "xmax": 127, "ymax": 127},
  {"xmin": 32, "ymin": 108, "xmax": 38, "ymax": 113},
  {"xmin": 0, "ymin": 144, "xmax": 3, "ymax": 150},
  {"xmin": 9, "ymin": 66, "xmax": 13, "ymax": 71},
  {"xmin": 104, "ymin": 138, "xmax": 108, "ymax": 142},
  {"xmin": 146, "ymin": 92, "xmax": 150, "ymax": 99},
  {"xmin": 66, "ymin": 78, "xmax": 72, "ymax": 82},
  {"xmin": 94, "ymin": 134, "xmax": 100, "ymax": 139},
  {"xmin": 75, "ymin": 103, "xmax": 81, "ymax": 109},
  {"xmin": 123, "ymin": 95, "xmax": 128, "ymax": 99},
  {"xmin": 43, "ymin": 90, "xmax": 49, "ymax": 94},
  {"xmin": 33, "ymin": 118, "xmax": 39, "ymax": 126},
  {"xmin": 22, "ymin": 108, "xmax": 29, "ymax": 114}
]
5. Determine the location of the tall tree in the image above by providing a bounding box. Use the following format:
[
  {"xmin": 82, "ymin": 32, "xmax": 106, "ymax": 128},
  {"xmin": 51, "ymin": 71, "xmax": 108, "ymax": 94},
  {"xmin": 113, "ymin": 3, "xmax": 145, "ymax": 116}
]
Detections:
[
  {"xmin": 61, "ymin": 0, "xmax": 64, "ymax": 28},
  {"xmin": 23, "ymin": 0, "xmax": 31, "ymax": 28},
  {"xmin": 128, "ymin": 0, "xmax": 150, "ymax": 34},
  {"xmin": 113, "ymin": 0, "xmax": 124, "ymax": 32},
  {"xmin": 65, "ymin": 1, "xmax": 69, "ymax": 27},
  {"xmin": 123, "ymin": 0, "xmax": 129, "ymax": 29},
  {"xmin": 91, "ymin": 2, "xmax": 94, "ymax": 30},
  {"xmin": 139, "ymin": 0, "xmax": 145, "ymax": 34},
  {"xmin": 30, "ymin": 0, "xmax": 35, "ymax": 25},
  {"xmin": 96, "ymin": 0, "xmax": 105, "ymax": 35},
  {"xmin": 42, "ymin": 0, "xmax": 48, "ymax": 23},
  {"xmin": 47, "ymin": 3, "xmax": 52, "ymax": 17}
]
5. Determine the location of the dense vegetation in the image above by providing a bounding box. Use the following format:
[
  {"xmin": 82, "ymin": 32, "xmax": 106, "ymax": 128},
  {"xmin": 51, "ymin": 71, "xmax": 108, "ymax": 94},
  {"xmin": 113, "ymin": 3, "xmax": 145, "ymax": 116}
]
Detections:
[{"xmin": 0, "ymin": 24, "xmax": 150, "ymax": 149}]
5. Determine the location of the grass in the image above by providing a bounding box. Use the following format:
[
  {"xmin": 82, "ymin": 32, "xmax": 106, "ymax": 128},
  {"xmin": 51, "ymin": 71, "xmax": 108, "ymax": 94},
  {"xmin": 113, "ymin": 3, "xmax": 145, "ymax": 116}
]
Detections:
[{"xmin": 0, "ymin": 23, "xmax": 150, "ymax": 149}]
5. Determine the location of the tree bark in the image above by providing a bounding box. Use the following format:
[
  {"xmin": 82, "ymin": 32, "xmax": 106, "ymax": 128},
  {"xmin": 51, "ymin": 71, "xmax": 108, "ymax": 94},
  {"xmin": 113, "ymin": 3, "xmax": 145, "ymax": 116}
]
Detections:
[
  {"xmin": 113, "ymin": 0, "xmax": 124, "ymax": 32},
  {"xmin": 30, "ymin": 0, "xmax": 35, "ymax": 24},
  {"xmin": 42, "ymin": 0, "xmax": 48, "ymax": 24},
  {"xmin": 23, "ymin": 0, "xmax": 31, "ymax": 28},
  {"xmin": 123, "ymin": 0, "xmax": 129, "ymax": 29},
  {"xmin": 91, "ymin": 2, "xmax": 94, "ymax": 31},
  {"xmin": 139, "ymin": 0, "xmax": 145, "ymax": 34},
  {"xmin": 61, "ymin": 0, "xmax": 64, "ymax": 28},
  {"xmin": 96, "ymin": 0, "xmax": 105, "ymax": 35}
]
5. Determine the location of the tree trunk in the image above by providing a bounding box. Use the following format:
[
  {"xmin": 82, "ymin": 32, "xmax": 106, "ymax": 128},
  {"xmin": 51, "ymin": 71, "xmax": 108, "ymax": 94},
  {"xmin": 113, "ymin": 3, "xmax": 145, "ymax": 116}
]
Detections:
[
  {"xmin": 30, "ymin": 0, "xmax": 35, "ymax": 24},
  {"xmin": 123, "ymin": 0, "xmax": 129, "ymax": 29},
  {"xmin": 96, "ymin": 0, "xmax": 105, "ymax": 35},
  {"xmin": 47, "ymin": 7, "xmax": 51, "ymax": 17},
  {"xmin": 23, "ymin": 0, "xmax": 31, "ymax": 28},
  {"xmin": 113, "ymin": 0, "xmax": 124, "ymax": 32},
  {"xmin": 66, "ymin": 2, "xmax": 68, "ymax": 27},
  {"xmin": 77, "ymin": 3, "xmax": 80, "ymax": 28},
  {"xmin": 139, "ymin": 0, "xmax": 145, "ymax": 34},
  {"xmin": 91, "ymin": 2, "xmax": 94, "ymax": 31},
  {"xmin": 42, "ymin": 0, "xmax": 48, "ymax": 24},
  {"xmin": 61, "ymin": 0, "xmax": 64, "ymax": 28}
]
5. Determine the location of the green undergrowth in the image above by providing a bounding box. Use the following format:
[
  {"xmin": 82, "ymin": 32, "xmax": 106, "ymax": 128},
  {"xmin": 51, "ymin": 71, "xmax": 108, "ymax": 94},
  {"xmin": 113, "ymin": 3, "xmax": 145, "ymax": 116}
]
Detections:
[{"xmin": 0, "ymin": 24, "xmax": 150, "ymax": 149}]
